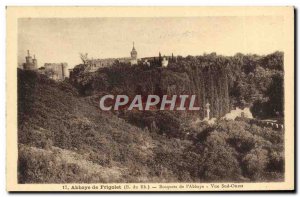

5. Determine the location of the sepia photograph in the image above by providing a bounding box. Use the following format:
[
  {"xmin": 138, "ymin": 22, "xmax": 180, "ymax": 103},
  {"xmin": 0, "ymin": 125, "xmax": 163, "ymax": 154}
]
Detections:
[{"xmin": 6, "ymin": 6, "xmax": 294, "ymax": 191}]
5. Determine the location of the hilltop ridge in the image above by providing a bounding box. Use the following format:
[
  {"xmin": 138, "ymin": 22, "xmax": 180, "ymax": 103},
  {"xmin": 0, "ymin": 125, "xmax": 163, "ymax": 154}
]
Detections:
[{"xmin": 18, "ymin": 67, "xmax": 284, "ymax": 183}]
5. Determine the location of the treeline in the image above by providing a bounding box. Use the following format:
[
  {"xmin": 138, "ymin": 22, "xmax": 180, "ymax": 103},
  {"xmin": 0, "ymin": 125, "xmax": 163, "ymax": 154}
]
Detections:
[
  {"xmin": 70, "ymin": 59, "xmax": 230, "ymax": 119},
  {"xmin": 70, "ymin": 51, "xmax": 283, "ymax": 119}
]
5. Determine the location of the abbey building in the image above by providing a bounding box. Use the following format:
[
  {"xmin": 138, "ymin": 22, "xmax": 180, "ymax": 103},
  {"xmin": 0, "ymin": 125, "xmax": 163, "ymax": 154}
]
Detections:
[
  {"xmin": 85, "ymin": 42, "xmax": 175, "ymax": 72},
  {"xmin": 21, "ymin": 43, "xmax": 175, "ymax": 78}
]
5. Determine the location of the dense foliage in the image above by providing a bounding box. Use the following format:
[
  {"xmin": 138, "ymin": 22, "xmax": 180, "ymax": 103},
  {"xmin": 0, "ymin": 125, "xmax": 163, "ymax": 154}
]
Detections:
[
  {"xmin": 70, "ymin": 51, "xmax": 283, "ymax": 119},
  {"xmin": 70, "ymin": 63, "xmax": 230, "ymax": 119}
]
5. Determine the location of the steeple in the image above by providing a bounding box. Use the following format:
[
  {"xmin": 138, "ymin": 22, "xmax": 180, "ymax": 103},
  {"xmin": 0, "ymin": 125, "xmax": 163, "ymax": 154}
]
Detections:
[
  {"xmin": 27, "ymin": 50, "xmax": 30, "ymax": 57},
  {"xmin": 131, "ymin": 42, "xmax": 137, "ymax": 58},
  {"xmin": 130, "ymin": 42, "xmax": 138, "ymax": 65}
]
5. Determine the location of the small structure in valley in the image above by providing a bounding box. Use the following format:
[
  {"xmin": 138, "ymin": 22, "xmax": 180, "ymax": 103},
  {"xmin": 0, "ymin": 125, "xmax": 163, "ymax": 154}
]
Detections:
[
  {"xmin": 222, "ymin": 107, "xmax": 253, "ymax": 120},
  {"xmin": 203, "ymin": 102, "xmax": 216, "ymax": 125}
]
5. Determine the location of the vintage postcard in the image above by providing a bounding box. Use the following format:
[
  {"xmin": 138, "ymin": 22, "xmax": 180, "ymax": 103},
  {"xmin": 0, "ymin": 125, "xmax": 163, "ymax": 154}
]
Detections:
[{"xmin": 6, "ymin": 7, "xmax": 294, "ymax": 191}]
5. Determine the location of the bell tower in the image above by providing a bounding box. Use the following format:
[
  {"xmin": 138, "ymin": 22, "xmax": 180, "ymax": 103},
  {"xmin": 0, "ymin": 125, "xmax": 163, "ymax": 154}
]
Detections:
[{"xmin": 130, "ymin": 42, "xmax": 138, "ymax": 65}]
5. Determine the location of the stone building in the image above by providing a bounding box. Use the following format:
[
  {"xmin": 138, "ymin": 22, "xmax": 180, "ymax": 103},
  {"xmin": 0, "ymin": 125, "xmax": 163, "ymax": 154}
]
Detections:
[
  {"xmin": 23, "ymin": 50, "xmax": 38, "ymax": 70},
  {"xmin": 43, "ymin": 63, "xmax": 69, "ymax": 81},
  {"xmin": 86, "ymin": 42, "xmax": 138, "ymax": 72},
  {"xmin": 84, "ymin": 43, "xmax": 176, "ymax": 72},
  {"xmin": 141, "ymin": 53, "xmax": 175, "ymax": 67},
  {"xmin": 87, "ymin": 58, "xmax": 117, "ymax": 72}
]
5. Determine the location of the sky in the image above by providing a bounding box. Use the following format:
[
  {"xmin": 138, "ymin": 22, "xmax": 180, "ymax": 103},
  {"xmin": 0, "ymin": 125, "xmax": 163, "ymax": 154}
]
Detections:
[{"xmin": 18, "ymin": 16, "xmax": 284, "ymax": 69}]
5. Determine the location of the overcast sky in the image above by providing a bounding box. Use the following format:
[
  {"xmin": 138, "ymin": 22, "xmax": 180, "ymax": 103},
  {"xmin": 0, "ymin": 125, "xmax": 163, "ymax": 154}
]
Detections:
[{"xmin": 18, "ymin": 16, "xmax": 284, "ymax": 68}]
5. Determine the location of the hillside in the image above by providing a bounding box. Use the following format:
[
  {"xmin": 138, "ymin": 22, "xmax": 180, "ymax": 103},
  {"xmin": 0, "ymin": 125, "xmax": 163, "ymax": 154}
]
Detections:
[
  {"xmin": 18, "ymin": 69, "xmax": 158, "ymax": 183},
  {"xmin": 18, "ymin": 69, "xmax": 284, "ymax": 183}
]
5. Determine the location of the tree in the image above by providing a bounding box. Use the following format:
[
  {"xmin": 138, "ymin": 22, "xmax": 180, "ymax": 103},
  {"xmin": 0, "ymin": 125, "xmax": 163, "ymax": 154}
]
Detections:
[
  {"xmin": 266, "ymin": 73, "xmax": 284, "ymax": 117},
  {"xmin": 80, "ymin": 53, "xmax": 89, "ymax": 65}
]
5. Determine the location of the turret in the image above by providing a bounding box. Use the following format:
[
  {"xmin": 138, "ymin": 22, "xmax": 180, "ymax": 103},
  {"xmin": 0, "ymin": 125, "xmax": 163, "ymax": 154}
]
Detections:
[
  {"xmin": 23, "ymin": 50, "xmax": 38, "ymax": 70},
  {"xmin": 32, "ymin": 54, "xmax": 38, "ymax": 68},
  {"xmin": 25, "ymin": 50, "xmax": 32, "ymax": 64}
]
